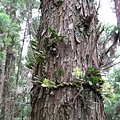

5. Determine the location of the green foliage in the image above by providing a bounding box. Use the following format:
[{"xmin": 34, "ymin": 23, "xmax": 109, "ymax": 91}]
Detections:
[
  {"xmin": 72, "ymin": 66, "xmax": 82, "ymax": 78},
  {"xmin": 0, "ymin": 51, "xmax": 6, "ymax": 64},
  {"xmin": 71, "ymin": 66, "xmax": 104, "ymax": 90},
  {"xmin": 41, "ymin": 78, "xmax": 56, "ymax": 88},
  {"xmin": 48, "ymin": 26, "xmax": 67, "ymax": 40},
  {"xmin": 48, "ymin": 26, "xmax": 57, "ymax": 34},
  {"xmin": 98, "ymin": 22, "xmax": 118, "ymax": 41},
  {"xmin": 23, "ymin": 105, "xmax": 31, "ymax": 117},
  {"xmin": 72, "ymin": 66, "xmax": 86, "ymax": 81},
  {"xmin": 72, "ymin": 66, "xmax": 83, "ymax": 79},
  {"xmin": 26, "ymin": 58, "xmax": 33, "ymax": 70},
  {"xmin": 11, "ymin": 23, "xmax": 20, "ymax": 31},
  {"xmin": 48, "ymin": 26, "xmax": 59, "ymax": 42},
  {"xmin": 27, "ymin": 39, "xmax": 43, "ymax": 69},
  {"xmin": 57, "ymin": 68, "xmax": 64, "ymax": 75},
  {"xmin": 102, "ymin": 82, "xmax": 115, "ymax": 100},
  {"xmin": 9, "ymin": 23, "xmax": 20, "ymax": 37},
  {"xmin": 0, "ymin": 8, "xmax": 5, "ymax": 13},
  {"xmin": 56, "ymin": 68, "xmax": 64, "ymax": 83},
  {"xmin": 43, "ymin": 36, "xmax": 49, "ymax": 48},
  {"xmin": 0, "ymin": 51, "xmax": 5, "ymax": 58},
  {"xmin": 86, "ymin": 66, "xmax": 102, "ymax": 85},
  {"xmin": 60, "ymin": 35, "xmax": 67, "ymax": 39},
  {"xmin": 30, "ymin": 40, "xmax": 37, "ymax": 48},
  {"xmin": 33, "ymin": 75, "xmax": 43, "ymax": 83},
  {"xmin": 30, "ymin": 39, "xmax": 44, "ymax": 63},
  {"xmin": 34, "ymin": 51, "xmax": 45, "ymax": 62},
  {"xmin": 25, "ymin": 58, "xmax": 34, "ymax": 69},
  {"xmin": 104, "ymin": 65, "xmax": 120, "ymax": 119},
  {"xmin": 0, "ymin": 12, "xmax": 20, "ymax": 47},
  {"xmin": 0, "ymin": 0, "xmax": 40, "ymax": 119},
  {"xmin": 26, "ymin": 63, "xmax": 34, "ymax": 69},
  {"xmin": 30, "ymin": 39, "xmax": 38, "ymax": 51},
  {"xmin": 0, "ymin": 12, "xmax": 10, "ymax": 32},
  {"xmin": 1, "ymin": 0, "xmax": 9, "ymax": 4},
  {"xmin": 27, "ymin": 28, "xmax": 65, "ymax": 72},
  {"xmin": 0, "ymin": 10, "xmax": 14, "ymax": 65},
  {"xmin": 43, "ymin": 26, "xmax": 67, "ymax": 49},
  {"xmin": 87, "ymin": 66, "xmax": 94, "ymax": 71},
  {"xmin": 104, "ymin": 105, "xmax": 115, "ymax": 120}
]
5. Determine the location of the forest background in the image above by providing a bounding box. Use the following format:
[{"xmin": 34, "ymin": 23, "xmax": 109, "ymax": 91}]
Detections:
[{"xmin": 0, "ymin": 0, "xmax": 120, "ymax": 120}]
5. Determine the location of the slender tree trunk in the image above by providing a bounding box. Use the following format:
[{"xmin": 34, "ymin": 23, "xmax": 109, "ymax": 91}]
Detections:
[
  {"xmin": 31, "ymin": 0, "xmax": 105, "ymax": 119},
  {"xmin": 114, "ymin": 0, "xmax": 120, "ymax": 43},
  {"xmin": 2, "ymin": 46, "xmax": 15, "ymax": 120},
  {"xmin": 114, "ymin": 0, "xmax": 120, "ymax": 24},
  {"xmin": 0, "ymin": 64, "xmax": 4, "ymax": 103},
  {"xmin": 0, "ymin": 47, "xmax": 6, "ymax": 119}
]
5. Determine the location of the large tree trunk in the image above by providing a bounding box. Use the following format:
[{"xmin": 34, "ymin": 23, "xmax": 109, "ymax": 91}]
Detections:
[
  {"xmin": 31, "ymin": 0, "xmax": 105, "ymax": 119},
  {"xmin": 31, "ymin": 86, "xmax": 105, "ymax": 120}
]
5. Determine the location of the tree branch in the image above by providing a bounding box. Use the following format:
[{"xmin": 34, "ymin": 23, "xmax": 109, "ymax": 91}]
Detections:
[{"xmin": 102, "ymin": 61, "xmax": 120, "ymax": 70}]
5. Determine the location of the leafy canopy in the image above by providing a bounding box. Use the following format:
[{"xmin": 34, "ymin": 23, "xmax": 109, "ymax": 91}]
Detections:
[{"xmin": 0, "ymin": 13, "xmax": 10, "ymax": 32}]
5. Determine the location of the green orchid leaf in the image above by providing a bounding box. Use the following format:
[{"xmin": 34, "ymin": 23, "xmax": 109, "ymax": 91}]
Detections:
[
  {"xmin": 60, "ymin": 35, "xmax": 67, "ymax": 39},
  {"xmin": 87, "ymin": 105, "xmax": 94, "ymax": 109},
  {"xmin": 41, "ymin": 78, "xmax": 55, "ymax": 88},
  {"xmin": 48, "ymin": 26, "xmax": 56, "ymax": 33},
  {"xmin": 88, "ymin": 66, "xmax": 94, "ymax": 72},
  {"xmin": 35, "ymin": 55, "xmax": 45, "ymax": 62},
  {"xmin": 26, "ymin": 63, "xmax": 33, "ymax": 69},
  {"xmin": 30, "ymin": 40, "xmax": 37, "ymax": 47}
]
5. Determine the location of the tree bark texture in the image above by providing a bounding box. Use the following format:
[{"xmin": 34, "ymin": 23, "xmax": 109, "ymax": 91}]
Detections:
[
  {"xmin": 31, "ymin": 0, "xmax": 105, "ymax": 119},
  {"xmin": 0, "ymin": 49, "xmax": 5, "ymax": 104},
  {"xmin": 114, "ymin": 0, "xmax": 120, "ymax": 25},
  {"xmin": 114, "ymin": 0, "xmax": 120, "ymax": 45},
  {"xmin": 31, "ymin": 85, "xmax": 105, "ymax": 120},
  {"xmin": 0, "ymin": 49, "xmax": 5, "ymax": 119},
  {"xmin": 2, "ymin": 47, "xmax": 15, "ymax": 119}
]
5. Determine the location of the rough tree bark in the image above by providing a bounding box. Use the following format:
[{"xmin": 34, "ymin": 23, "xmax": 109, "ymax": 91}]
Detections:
[
  {"xmin": 2, "ymin": 47, "xmax": 15, "ymax": 120},
  {"xmin": 31, "ymin": 0, "xmax": 105, "ymax": 119}
]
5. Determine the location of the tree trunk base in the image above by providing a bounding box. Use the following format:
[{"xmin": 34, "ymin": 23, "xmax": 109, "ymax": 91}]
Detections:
[{"xmin": 31, "ymin": 85, "xmax": 105, "ymax": 120}]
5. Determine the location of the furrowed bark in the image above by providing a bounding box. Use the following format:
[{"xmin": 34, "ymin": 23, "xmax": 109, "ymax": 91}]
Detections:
[{"xmin": 31, "ymin": 0, "xmax": 105, "ymax": 119}]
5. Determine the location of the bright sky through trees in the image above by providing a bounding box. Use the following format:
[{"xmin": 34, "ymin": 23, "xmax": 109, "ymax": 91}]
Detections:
[
  {"xmin": 98, "ymin": 0, "xmax": 120, "ymax": 66},
  {"xmin": 98, "ymin": 0, "xmax": 117, "ymax": 25}
]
